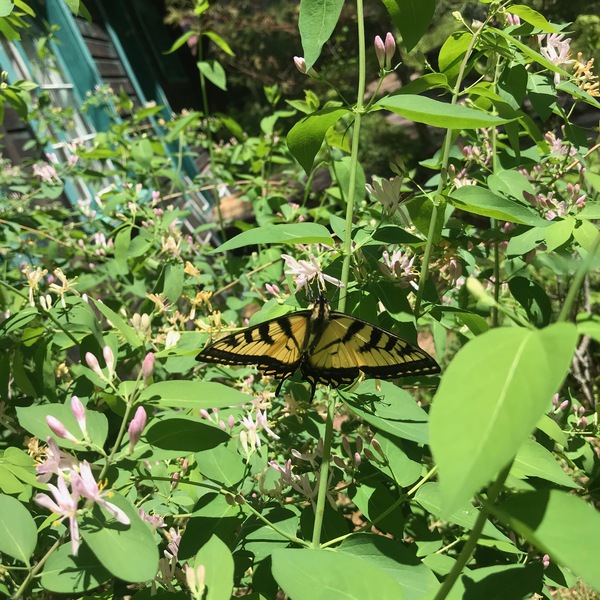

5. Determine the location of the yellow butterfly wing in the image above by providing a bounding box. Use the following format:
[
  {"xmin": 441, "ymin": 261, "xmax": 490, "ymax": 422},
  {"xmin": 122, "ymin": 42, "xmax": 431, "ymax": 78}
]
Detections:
[
  {"xmin": 196, "ymin": 312, "xmax": 311, "ymax": 383},
  {"xmin": 302, "ymin": 312, "xmax": 440, "ymax": 389}
]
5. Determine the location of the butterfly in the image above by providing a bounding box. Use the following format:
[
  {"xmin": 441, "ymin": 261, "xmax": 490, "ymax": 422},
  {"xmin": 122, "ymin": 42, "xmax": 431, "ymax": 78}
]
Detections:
[{"xmin": 196, "ymin": 295, "xmax": 440, "ymax": 401}]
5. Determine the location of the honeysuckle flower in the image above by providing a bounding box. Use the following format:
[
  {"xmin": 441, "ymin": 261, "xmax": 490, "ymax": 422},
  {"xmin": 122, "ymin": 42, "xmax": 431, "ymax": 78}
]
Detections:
[
  {"xmin": 281, "ymin": 253, "xmax": 344, "ymax": 292},
  {"xmin": 164, "ymin": 527, "xmax": 181, "ymax": 560},
  {"xmin": 22, "ymin": 266, "xmax": 48, "ymax": 307},
  {"xmin": 366, "ymin": 176, "xmax": 403, "ymax": 215},
  {"xmin": 138, "ymin": 508, "xmax": 165, "ymax": 531},
  {"xmin": 102, "ymin": 346, "xmax": 115, "ymax": 379},
  {"xmin": 184, "ymin": 261, "xmax": 201, "ymax": 277},
  {"xmin": 142, "ymin": 353, "xmax": 155, "ymax": 385},
  {"xmin": 36, "ymin": 437, "xmax": 78, "ymax": 483},
  {"xmin": 165, "ymin": 330, "xmax": 180, "ymax": 348},
  {"xmin": 128, "ymin": 406, "xmax": 147, "ymax": 453},
  {"xmin": 379, "ymin": 249, "xmax": 419, "ymax": 289},
  {"xmin": 505, "ymin": 13, "xmax": 521, "ymax": 26},
  {"xmin": 32, "ymin": 162, "xmax": 61, "ymax": 184},
  {"xmin": 572, "ymin": 52, "xmax": 600, "ymax": 97},
  {"xmin": 538, "ymin": 33, "xmax": 574, "ymax": 85},
  {"xmin": 293, "ymin": 56, "xmax": 318, "ymax": 77},
  {"xmin": 374, "ymin": 35, "xmax": 386, "ymax": 69},
  {"xmin": 71, "ymin": 461, "xmax": 130, "ymax": 525},
  {"xmin": 48, "ymin": 268, "xmax": 78, "ymax": 308},
  {"xmin": 35, "ymin": 475, "xmax": 81, "ymax": 555},
  {"xmin": 186, "ymin": 563, "xmax": 206, "ymax": 600},
  {"xmin": 46, "ymin": 415, "xmax": 79, "ymax": 443},
  {"xmin": 71, "ymin": 396, "xmax": 87, "ymax": 437},
  {"xmin": 85, "ymin": 352, "xmax": 104, "ymax": 379}
]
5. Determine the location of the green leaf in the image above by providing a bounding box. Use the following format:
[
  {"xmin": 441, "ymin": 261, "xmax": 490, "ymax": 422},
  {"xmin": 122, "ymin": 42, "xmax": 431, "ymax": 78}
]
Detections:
[
  {"xmin": 573, "ymin": 219, "xmax": 600, "ymax": 252},
  {"xmin": 298, "ymin": 0, "xmax": 344, "ymax": 70},
  {"xmin": 16, "ymin": 403, "xmax": 109, "ymax": 450},
  {"xmin": 415, "ymin": 483, "xmax": 512, "ymax": 543},
  {"xmin": 338, "ymin": 535, "xmax": 438, "ymax": 600},
  {"xmin": 0, "ymin": 494, "xmax": 37, "ymax": 564},
  {"xmin": 450, "ymin": 186, "xmax": 548, "ymax": 226},
  {"xmin": 444, "ymin": 564, "xmax": 544, "ymax": 600},
  {"xmin": 370, "ymin": 431, "xmax": 422, "ymax": 488},
  {"xmin": 429, "ymin": 323, "xmax": 578, "ymax": 515},
  {"xmin": 491, "ymin": 490, "xmax": 600, "ymax": 592},
  {"xmin": 145, "ymin": 416, "xmax": 229, "ymax": 453},
  {"xmin": 40, "ymin": 542, "xmax": 111, "ymax": 593},
  {"xmin": 272, "ymin": 548, "xmax": 405, "ymax": 599},
  {"xmin": 508, "ymin": 276, "xmax": 552, "ymax": 328},
  {"xmin": 140, "ymin": 381, "xmax": 252, "ymax": 409},
  {"xmin": 89, "ymin": 298, "xmax": 143, "ymax": 348},
  {"xmin": 165, "ymin": 30, "xmax": 196, "ymax": 54},
  {"xmin": 351, "ymin": 481, "xmax": 404, "ymax": 538},
  {"xmin": 131, "ymin": 139, "xmax": 153, "ymax": 170},
  {"xmin": 342, "ymin": 381, "xmax": 429, "ymax": 444},
  {"xmin": 376, "ymin": 95, "xmax": 511, "ymax": 129},
  {"xmin": 211, "ymin": 223, "xmax": 333, "ymax": 253},
  {"xmin": 197, "ymin": 59, "xmax": 227, "ymax": 91},
  {"xmin": 508, "ymin": 5, "xmax": 558, "ymax": 32},
  {"xmin": 506, "ymin": 226, "xmax": 546, "ymax": 256},
  {"xmin": 512, "ymin": 438, "xmax": 579, "ymax": 488},
  {"xmin": 191, "ymin": 535, "xmax": 234, "ymax": 600},
  {"xmin": 0, "ymin": 1, "xmax": 14, "ymax": 18},
  {"xmin": 543, "ymin": 218, "xmax": 574, "ymax": 251},
  {"xmin": 195, "ymin": 444, "xmax": 246, "ymax": 487},
  {"xmin": 380, "ymin": 0, "xmax": 435, "ymax": 51},
  {"xmin": 0, "ymin": 307, "xmax": 39, "ymax": 336},
  {"xmin": 438, "ymin": 31, "xmax": 472, "ymax": 83},
  {"xmin": 584, "ymin": 172, "xmax": 600, "ymax": 194},
  {"xmin": 287, "ymin": 108, "xmax": 349, "ymax": 174},
  {"xmin": 163, "ymin": 262, "xmax": 184, "ymax": 302},
  {"xmin": 80, "ymin": 492, "xmax": 158, "ymax": 582},
  {"xmin": 203, "ymin": 31, "xmax": 235, "ymax": 56}
]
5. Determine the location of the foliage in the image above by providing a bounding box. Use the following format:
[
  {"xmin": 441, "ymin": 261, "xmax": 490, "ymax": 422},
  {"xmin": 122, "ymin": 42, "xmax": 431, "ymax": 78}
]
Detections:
[{"xmin": 1, "ymin": 0, "xmax": 600, "ymax": 599}]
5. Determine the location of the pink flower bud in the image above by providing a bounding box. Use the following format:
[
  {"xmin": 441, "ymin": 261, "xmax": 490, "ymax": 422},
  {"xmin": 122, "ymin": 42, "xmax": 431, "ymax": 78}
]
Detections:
[
  {"xmin": 46, "ymin": 415, "xmax": 78, "ymax": 442},
  {"xmin": 219, "ymin": 420, "xmax": 227, "ymax": 430},
  {"xmin": 384, "ymin": 32, "xmax": 396, "ymax": 69},
  {"xmin": 199, "ymin": 409, "xmax": 211, "ymax": 420},
  {"xmin": 228, "ymin": 415, "xmax": 235, "ymax": 429},
  {"xmin": 85, "ymin": 352, "xmax": 103, "ymax": 378},
  {"xmin": 293, "ymin": 56, "xmax": 307, "ymax": 74},
  {"xmin": 128, "ymin": 406, "xmax": 147, "ymax": 453},
  {"xmin": 371, "ymin": 438, "xmax": 384, "ymax": 458},
  {"xmin": 558, "ymin": 400, "xmax": 569, "ymax": 412},
  {"xmin": 71, "ymin": 396, "xmax": 87, "ymax": 435},
  {"xmin": 580, "ymin": 416, "xmax": 588, "ymax": 428},
  {"xmin": 142, "ymin": 352, "xmax": 155, "ymax": 384},
  {"xmin": 374, "ymin": 35, "xmax": 385, "ymax": 69},
  {"xmin": 103, "ymin": 346, "xmax": 115, "ymax": 378},
  {"xmin": 353, "ymin": 452, "xmax": 362, "ymax": 466},
  {"xmin": 542, "ymin": 554, "xmax": 550, "ymax": 569}
]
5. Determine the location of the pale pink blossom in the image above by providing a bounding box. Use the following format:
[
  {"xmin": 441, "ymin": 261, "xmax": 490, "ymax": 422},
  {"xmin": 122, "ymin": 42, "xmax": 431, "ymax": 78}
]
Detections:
[
  {"xmin": 538, "ymin": 34, "xmax": 574, "ymax": 84},
  {"xmin": 281, "ymin": 253, "xmax": 343, "ymax": 292},
  {"xmin": 71, "ymin": 461, "xmax": 130, "ymax": 525},
  {"xmin": 35, "ymin": 475, "xmax": 81, "ymax": 555},
  {"xmin": 36, "ymin": 437, "xmax": 78, "ymax": 483},
  {"xmin": 142, "ymin": 352, "xmax": 155, "ymax": 384},
  {"xmin": 103, "ymin": 346, "xmax": 115, "ymax": 379}
]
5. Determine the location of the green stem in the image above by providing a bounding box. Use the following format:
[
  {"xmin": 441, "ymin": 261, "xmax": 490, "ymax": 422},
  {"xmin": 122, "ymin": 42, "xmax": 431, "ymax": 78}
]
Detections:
[
  {"xmin": 311, "ymin": 393, "xmax": 336, "ymax": 548},
  {"xmin": 12, "ymin": 538, "xmax": 62, "ymax": 600},
  {"xmin": 557, "ymin": 232, "xmax": 600, "ymax": 323},
  {"xmin": 432, "ymin": 461, "xmax": 512, "ymax": 600},
  {"xmin": 338, "ymin": 0, "xmax": 366, "ymax": 311},
  {"xmin": 412, "ymin": 21, "xmax": 487, "ymax": 319},
  {"xmin": 196, "ymin": 11, "xmax": 226, "ymax": 241}
]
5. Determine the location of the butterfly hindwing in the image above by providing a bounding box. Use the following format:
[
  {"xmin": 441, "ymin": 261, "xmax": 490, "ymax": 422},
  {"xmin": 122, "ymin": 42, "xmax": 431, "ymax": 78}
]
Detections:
[
  {"xmin": 196, "ymin": 311, "xmax": 311, "ymax": 381},
  {"xmin": 303, "ymin": 311, "xmax": 440, "ymax": 387}
]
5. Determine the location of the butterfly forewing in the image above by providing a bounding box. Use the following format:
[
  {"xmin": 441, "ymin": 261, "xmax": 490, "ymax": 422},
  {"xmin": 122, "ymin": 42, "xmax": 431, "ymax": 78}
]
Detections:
[{"xmin": 197, "ymin": 312, "xmax": 311, "ymax": 380}]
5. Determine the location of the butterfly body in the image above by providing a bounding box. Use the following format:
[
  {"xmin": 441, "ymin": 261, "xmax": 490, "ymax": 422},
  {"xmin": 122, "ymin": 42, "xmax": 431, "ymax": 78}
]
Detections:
[{"xmin": 197, "ymin": 296, "xmax": 440, "ymax": 400}]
